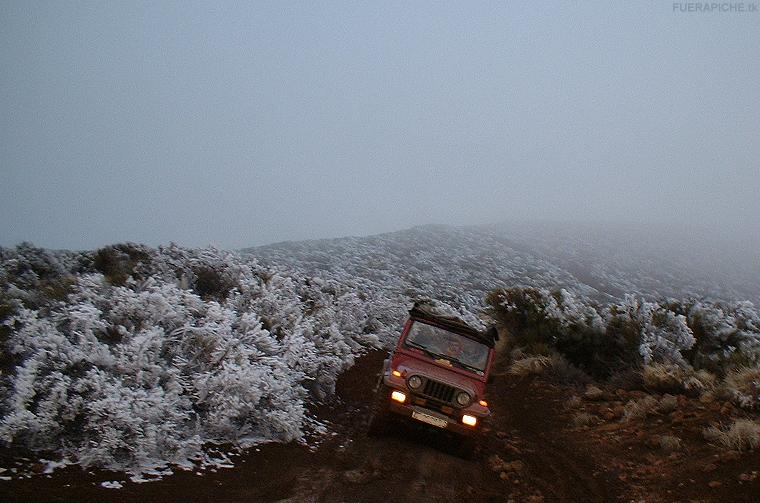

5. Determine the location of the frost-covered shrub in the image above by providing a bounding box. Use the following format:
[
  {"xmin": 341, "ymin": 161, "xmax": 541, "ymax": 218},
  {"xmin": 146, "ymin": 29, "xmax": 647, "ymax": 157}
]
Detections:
[
  {"xmin": 0, "ymin": 245, "xmax": 397, "ymax": 475},
  {"xmin": 0, "ymin": 242, "xmax": 68, "ymax": 287},
  {"xmin": 608, "ymin": 295, "xmax": 695, "ymax": 366},
  {"xmin": 612, "ymin": 297, "xmax": 759, "ymax": 371},
  {"xmin": 488, "ymin": 287, "xmax": 629, "ymax": 377},
  {"xmin": 685, "ymin": 300, "xmax": 760, "ymax": 371},
  {"xmin": 487, "ymin": 287, "xmax": 758, "ymax": 380},
  {"xmin": 1, "ymin": 276, "xmax": 306, "ymax": 469},
  {"xmin": 91, "ymin": 244, "xmax": 155, "ymax": 286},
  {"xmin": 0, "ymin": 243, "xmax": 77, "ymax": 309},
  {"xmin": 159, "ymin": 246, "xmax": 248, "ymax": 301}
]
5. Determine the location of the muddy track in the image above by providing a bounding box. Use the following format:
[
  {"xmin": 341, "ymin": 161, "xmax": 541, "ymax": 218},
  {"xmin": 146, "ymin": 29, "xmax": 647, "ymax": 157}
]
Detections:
[
  {"xmin": 275, "ymin": 350, "xmax": 620, "ymax": 503},
  {"xmin": 492, "ymin": 375, "xmax": 618, "ymax": 502},
  {"xmin": 281, "ymin": 350, "xmax": 509, "ymax": 503},
  {"xmin": 8, "ymin": 350, "xmax": 760, "ymax": 502}
]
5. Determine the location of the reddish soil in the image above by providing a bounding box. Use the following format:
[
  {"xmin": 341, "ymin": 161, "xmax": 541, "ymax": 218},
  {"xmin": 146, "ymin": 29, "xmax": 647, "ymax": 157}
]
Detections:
[{"xmin": 1, "ymin": 350, "xmax": 759, "ymax": 502}]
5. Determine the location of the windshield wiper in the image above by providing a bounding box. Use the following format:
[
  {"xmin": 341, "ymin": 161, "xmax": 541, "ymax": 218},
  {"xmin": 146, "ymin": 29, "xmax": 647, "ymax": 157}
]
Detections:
[
  {"xmin": 444, "ymin": 357, "xmax": 482, "ymax": 373},
  {"xmin": 404, "ymin": 341, "xmax": 439, "ymax": 358},
  {"xmin": 432, "ymin": 352, "xmax": 485, "ymax": 373}
]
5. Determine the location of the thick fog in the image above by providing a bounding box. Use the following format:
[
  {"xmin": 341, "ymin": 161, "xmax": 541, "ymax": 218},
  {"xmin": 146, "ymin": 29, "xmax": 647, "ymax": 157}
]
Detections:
[{"xmin": 1, "ymin": 2, "xmax": 758, "ymax": 250}]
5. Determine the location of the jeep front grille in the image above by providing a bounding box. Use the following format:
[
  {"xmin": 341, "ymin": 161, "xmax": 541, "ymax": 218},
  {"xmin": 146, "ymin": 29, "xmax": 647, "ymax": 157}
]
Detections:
[{"xmin": 421, "ymin": 379, "xmax": 455, "ymax": 404}]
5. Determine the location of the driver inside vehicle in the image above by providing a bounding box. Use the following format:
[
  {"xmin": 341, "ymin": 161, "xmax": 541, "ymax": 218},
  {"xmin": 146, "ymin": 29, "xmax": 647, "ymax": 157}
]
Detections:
[{"xmin": 444, "ymin": 338, "xmax": 464, "ymax": 359}]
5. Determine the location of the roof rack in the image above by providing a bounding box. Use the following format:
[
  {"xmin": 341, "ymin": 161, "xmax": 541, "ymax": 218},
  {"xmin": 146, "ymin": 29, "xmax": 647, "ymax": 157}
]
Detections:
[{"xmin": 408, "ymin": 301, "xmax": 499, "ymax": 347}]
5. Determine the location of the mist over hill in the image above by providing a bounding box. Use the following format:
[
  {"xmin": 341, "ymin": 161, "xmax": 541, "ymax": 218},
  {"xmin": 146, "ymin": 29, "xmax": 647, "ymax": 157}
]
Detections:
[{"xmin": 247, "ymin": 222, "xmax": 760, "ymax": 307}]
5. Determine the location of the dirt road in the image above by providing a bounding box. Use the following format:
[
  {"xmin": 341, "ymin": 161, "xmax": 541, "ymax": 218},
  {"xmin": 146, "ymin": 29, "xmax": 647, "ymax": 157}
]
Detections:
[{"xmin": 2, "ymin": 351, "xmax": 759, "ymax": 502}]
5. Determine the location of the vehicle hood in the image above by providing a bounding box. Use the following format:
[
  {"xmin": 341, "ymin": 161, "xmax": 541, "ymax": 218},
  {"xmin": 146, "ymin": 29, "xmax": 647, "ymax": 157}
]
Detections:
[{"xmin": 392, "ymin": 349, "xmax": 485, "ymax": 397}]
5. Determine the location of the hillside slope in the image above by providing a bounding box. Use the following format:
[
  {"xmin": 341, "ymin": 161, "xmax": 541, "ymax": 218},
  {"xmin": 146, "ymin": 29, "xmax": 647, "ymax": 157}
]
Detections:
[{"xmin": 248, "ymin": 223, "xmax": 760, "ymax": 309}]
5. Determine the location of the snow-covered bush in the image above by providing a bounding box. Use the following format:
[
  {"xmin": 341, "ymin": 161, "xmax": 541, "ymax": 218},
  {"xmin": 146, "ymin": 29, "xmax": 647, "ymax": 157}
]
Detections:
[
  {"xmin": 607, "ymin": 295, "xmax": 695, "ymax": 366},
  {"xmin": 90, "ymin": 244, "xmax": 155, "ymax": 286},
  {"xmin": 488, "ymin": 287, "xmax": 757, "ymax": 377},
  {"xmin": 0, "ymin": 244, "xmax": 398, "ymax": 475},
  {"xmin": 685, "ymin": 300, "xmax": 760, "ymax": 371},
  {"xmin": 0, "ymin": 242, "xmax": 78, "ymax": 310},
  {"xmin": 488, "ymin": 286, "xmax": 760, "ymax": 385},
  {"xmin": 487, "ymin": 288, "xmax": 603, "ymax": 343},
  {"xmin": 486, "ymin": 287, "xmax": 626, "ymax": 376}
]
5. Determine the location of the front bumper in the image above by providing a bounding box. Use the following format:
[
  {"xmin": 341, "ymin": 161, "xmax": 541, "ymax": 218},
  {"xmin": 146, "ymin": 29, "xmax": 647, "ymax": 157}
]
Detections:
[{"xmin": 385, "ymin": 392, "xmax": 480, "ymax": 437}]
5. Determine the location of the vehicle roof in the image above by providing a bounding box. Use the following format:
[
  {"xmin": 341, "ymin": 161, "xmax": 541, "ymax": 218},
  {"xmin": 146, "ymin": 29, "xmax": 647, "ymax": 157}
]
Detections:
[{"xmin": 408, "ymin": 301, "xmax": 499, "ymax": 348}]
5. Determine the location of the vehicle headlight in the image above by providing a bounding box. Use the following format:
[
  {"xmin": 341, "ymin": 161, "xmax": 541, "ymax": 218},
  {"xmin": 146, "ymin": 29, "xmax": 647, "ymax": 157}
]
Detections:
[
  {"xmin": 456, "ymin": 392, "xmax": 471, "ymax": 406},
  {"xmin": 408, "ymin": 375, "xmax": 423, "ymax": 389},
  {"xmin": 462, "ymin": 414, "xmax": 477, "ymax": 426},
  {"xmin": 391, "ymin": 390, "xmax": 407, "ymax": 403}
]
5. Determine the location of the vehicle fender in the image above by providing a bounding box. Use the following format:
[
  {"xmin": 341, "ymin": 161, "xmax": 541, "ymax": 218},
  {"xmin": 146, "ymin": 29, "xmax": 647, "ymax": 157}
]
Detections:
[{"xmin": 374, "ymin": 357, "xmax": 392, "ymax": 392}]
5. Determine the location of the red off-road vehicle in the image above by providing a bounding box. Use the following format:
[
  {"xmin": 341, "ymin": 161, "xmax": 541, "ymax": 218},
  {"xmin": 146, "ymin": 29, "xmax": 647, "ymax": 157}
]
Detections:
[{"xmin": 368, "ymin": 302, "xmax": 498, "ymax": 455}]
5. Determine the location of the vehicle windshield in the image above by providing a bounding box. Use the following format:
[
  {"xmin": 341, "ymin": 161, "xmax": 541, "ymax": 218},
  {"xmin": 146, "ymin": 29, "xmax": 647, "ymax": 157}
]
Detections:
[{"xmin": 404, "ymin": 321, "xmax": 489, "ymax": 374}]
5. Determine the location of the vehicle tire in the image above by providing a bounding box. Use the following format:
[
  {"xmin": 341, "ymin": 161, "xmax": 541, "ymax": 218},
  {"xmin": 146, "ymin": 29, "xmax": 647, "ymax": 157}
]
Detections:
[{"xmin": 367, "ymin": 387, "xmax": 390, "ymax": 437}]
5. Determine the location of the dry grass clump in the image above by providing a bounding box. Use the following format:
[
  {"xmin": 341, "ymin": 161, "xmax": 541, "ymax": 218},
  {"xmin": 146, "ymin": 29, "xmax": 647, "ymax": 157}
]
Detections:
[
  {"xmin": 606, "ymin": 367, "xmax": 645, "ymax": 392},
  {"xmin": 642, "ymin": 363, "xmax": 715, "ymax": 395},
  {"xmin": 623, "ymin": 395, "xmax": 659, "ymax": 421},
  {"xmin": 722, "ymin": 367, "xmax": 760, "ymax": 409},
  {"xmin": 703, "ymin": 419, "xmax": 760, "ymax": 451},
  {"xmin": 508, "ymin": 353, "xmax": 590, "ymax": 383},
  {"xmin": 509, "ymin": 347, "xmax": 527, "ymax": 361},
  {"xmin": 583, "ymin": 385, "xmax": 604, "ymax": 401},
  {"xmin": 545, "ymin": 353, "xmax": 591, "ymax": 384},
  {"xmin": 657, "ymin": 394, "xmax": 678, "ymax": 414},
  {"xmin": 642, "ymin": 363, "xmax": 687, "ymax": 394},
  {"xmin": 685, "ymin": 369, "xmax": 716, "ymax": 393},
  {"xmin": 659, "ymin": 435, "xmax": 683, "ymax": 452},
  {"xmin": 565, "ymin": 395, "xmax": 582, "ymax": 410},
  {"xmin": 572, "ymin": 412, "xmax": 595, "ymax": 428},
  {"xmin": 508, "ymin": 356, "xmax": 551, "ymax": 376}
]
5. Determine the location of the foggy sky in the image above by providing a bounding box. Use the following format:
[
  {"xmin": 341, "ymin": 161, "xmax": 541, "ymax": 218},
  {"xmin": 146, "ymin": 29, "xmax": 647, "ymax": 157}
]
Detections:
[{"xmin": 2, "ymin": 1, "xmax": 759, "ymax": 250}]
